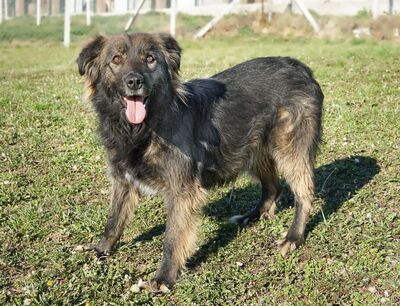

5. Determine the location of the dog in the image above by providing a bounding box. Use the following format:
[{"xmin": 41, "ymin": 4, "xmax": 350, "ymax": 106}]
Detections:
[{"xmin": 77, "ymin": 32, "xmax": 323, "ymax": 291}]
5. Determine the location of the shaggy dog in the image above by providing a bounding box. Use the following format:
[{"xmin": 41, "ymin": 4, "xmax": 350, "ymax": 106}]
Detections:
[{"xmin": 77, "ymin": 33, "xmax": 323, "ymax": 291}]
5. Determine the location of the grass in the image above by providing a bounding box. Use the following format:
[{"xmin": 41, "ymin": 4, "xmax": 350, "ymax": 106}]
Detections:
[{"xmin": 1, "ymin": 15, "xmax": 400, "ymax": 305}]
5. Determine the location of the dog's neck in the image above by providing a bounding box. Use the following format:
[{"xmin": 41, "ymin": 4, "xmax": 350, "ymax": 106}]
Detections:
[
  {"xmin": 93, "ymin": 95, "xmax": 148, "ymax": 152},
  {"xmin": 147, "ymin": 97, "xmax": 182, "ymax": 134}
]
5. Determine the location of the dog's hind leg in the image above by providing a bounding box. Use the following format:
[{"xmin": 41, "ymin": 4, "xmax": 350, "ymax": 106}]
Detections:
[
  {"xmin": 230, "ymin": 157, "xmax": 281, "ymax": 225},
  {"xmin": 272, "ymin": 107, "xmax": 320, "ymax": 256},
  {"xmin": 150, "ymin": 182, "xmax": 206, "ymax": 290},
  {"xmin": 275, "ymin": 157, "xmax": 314, "ymax": 256},
  {"xmin": 95, "ymin": 177, "xmax": 140, "ymax": 256}
]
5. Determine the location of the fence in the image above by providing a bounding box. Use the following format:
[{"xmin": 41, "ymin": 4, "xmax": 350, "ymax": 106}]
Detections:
[
  {"xmin": 0, "ymin": 0, "xmax": 398, "ymax": 20},
  {"xmin": 1, "ymin": 1, "xmax": 398, "ymax": 45}
]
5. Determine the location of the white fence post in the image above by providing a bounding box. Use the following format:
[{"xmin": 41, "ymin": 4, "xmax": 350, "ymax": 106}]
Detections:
[
  {"xmin": 125, "ymin": 0, "xmax": 146, "ymax": 32},
  {"xmin": 36, "ymin": 0, "xmax": 41, "ymax": 26},
  {"xmin": 64, "ymin": 0, "xmax": 71, "ymax": 47},
  {"xmin": 289, "ymin": 0, "xmax": 294, "ymax": 13},
  {"xmin": 86, "ymin": 0, "xmax": 91, "ymax": 26},
  {"xmin": 389, "ymin": 0, "xmax": 394, "ymax": 14},
  {"xmin": 4, "ymin": 0, "xmax": 8, "ymax": 20},
  {"xmin": 293, "ymin": 0, "xmax": 320, "ymax": 33},
  {"xmin": 76, "ymin": 0, "xmax": 82, "ymax": 13},
  {"xmin": 268, "ymin": 0, "xmax": 273, "ymax": 23},
  {"xmin": 195, "ymin": 0, "xmax": 241, "ymax": 39},
  {"xmin": 0, "ymin": 0, "xmax": 3, "ymax": 24},
  {"xmin": 372, "ymin": 0, "xmax": 379, "ymax": 19},
  {"xmin": 170, "ymin": 0, "xmax": 177, "ymax": 37}
]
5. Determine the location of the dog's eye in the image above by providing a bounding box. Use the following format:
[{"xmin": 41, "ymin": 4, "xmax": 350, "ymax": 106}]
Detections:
[
  {"xmin": 146, "ymin": 55, "xmax": 155, "ymax": 64},
  {"xmin": 112, "ymin": 55, "xmax": 124, "ymax": 65}
]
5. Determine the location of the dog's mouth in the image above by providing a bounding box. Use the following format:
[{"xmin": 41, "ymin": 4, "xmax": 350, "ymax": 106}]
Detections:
[{"xmin": 122, "ymin": 96, "xmax": 148, "ymax": 125}]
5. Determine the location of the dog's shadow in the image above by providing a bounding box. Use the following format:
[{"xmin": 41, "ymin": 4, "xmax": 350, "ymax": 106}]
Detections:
[{"xmin": 129, "ymin": 155, "xmax": 379, "ymax": 269}]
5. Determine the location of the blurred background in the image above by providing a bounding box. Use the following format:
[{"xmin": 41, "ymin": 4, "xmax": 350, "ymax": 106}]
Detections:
[
  {"xmin": 0, "ymin": 0, "xmax": 399, "ymax": 43},
  {"xmin": 1, "ymin": 0, "xmax": 399, "ymax": 16}
]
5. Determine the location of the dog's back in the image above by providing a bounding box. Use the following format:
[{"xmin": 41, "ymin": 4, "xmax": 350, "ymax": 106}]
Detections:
[
  {"xmin": 181, "ymin": 57, "xmax": 323, "ymax": 187},
  {"xmin": 184, "ymin": 56, "xmax": 324, "ymax": 257}
]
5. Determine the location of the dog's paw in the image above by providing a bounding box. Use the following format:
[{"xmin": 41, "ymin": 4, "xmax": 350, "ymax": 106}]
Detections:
[
  {"xmin": 276, "ymin": 239, "xmax": 297, "ymax": 256},
  {"xmin": 132, "ymin": 279, "xmax": 171, "ymax": 294},
  {"xmin": 259, "ymin": 209, "xmax": 275, "ymax": 220},
  {"xmin": 94, "ymin": 246, "xmax": 112, "ymax": 257},
  {"xmin": 93, "ymin": 239, "xmax": 114, "ymax": 257},
  {"xmin": 276, "ymin": 233, "xmax": 304, "ymax": 257}
]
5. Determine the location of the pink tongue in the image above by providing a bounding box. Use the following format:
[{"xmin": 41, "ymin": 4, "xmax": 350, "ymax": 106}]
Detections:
[{"xmin": 124, "ymin": 97, "xmax": 146, "ymax": 124}]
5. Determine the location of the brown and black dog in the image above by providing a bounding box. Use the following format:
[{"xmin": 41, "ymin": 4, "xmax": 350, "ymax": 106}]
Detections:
[{"xmin": 77, "ymin": 33, "xmax": 323, "ymax": 291}]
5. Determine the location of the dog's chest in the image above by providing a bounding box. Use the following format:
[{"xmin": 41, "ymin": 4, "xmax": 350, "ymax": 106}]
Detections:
[{"xmin": 124, "ymin": 171, "xmax": 158, "ymax": 196}]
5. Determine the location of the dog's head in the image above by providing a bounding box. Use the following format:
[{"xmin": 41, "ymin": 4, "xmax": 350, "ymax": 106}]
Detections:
[{"xmin": 77, "ymin": 33, "xmax": 183, "ymax": 124}]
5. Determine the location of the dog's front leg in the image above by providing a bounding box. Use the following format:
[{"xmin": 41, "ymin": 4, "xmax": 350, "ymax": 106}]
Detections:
[
  {"xmin": 152, "ymin": 185, "xmax": 206, "ymax": 289},
  {"xmin": 96, "ymin": 176, "xmax": 140, "ymax": 256}
]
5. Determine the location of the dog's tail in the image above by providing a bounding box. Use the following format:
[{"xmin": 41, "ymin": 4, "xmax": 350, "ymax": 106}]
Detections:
[{"xmin": 277, "ymin": 57, "xmax": 324, "ymax": 159}]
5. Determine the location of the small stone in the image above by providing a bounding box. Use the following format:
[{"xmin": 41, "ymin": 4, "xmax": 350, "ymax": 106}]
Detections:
[
  {"xmin": 74, "ymin": 245, "xmax": 85, "ymax": 252},
  {"xmin": 23, "ymin": 298, "xmax": 32, "ymax": 306},
  {"xmin": 384, "ymin": 290, "xmax": 390, "ymax": 297},
  {"xmin": 137, "ymin": 279, "xmax": 145, "ymax": 288},
  {"xmin": 159, "ymin": 284, "xmax": 170, "ymax": 293},
  {"xmin": 367, "ymin": 285, "xmax": 377, "ymax": 294},
  {"xmin": 130, "ymin": 284, "xmax": 141, "ymax": 293}
]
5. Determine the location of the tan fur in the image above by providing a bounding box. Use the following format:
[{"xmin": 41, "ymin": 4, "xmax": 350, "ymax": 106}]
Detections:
[
  {"xmin": 164, "ymin": 182, "xmax": 207, "ymax": 270},
  {"xmin": 251, "ymin": 155, "xmax": 281, "ymax": 219},
  {"xmin": 84, "ymin": 79, "xmax": 96, "ymax": 101},
  {"xmin": 110, "ymin": 176, "xmax": 140, "ymax": 228},
  {"xmin": 271, "ymin": 104, "xmax": 318, "ymax": 255},
  {"xmin": 97, "ymin": 176, "xmax": 141, "ymax": 253}
]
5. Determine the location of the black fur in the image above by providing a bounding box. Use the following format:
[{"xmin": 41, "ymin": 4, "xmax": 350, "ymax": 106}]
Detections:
[{"xmin": 77, "ymin": 33, "xmax": 323, "ymax": 290}]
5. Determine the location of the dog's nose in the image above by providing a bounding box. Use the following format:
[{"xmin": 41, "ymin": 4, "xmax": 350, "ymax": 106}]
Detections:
[{"xmin": 125, "ymin": 73, "xmax": 143, "ymax": 90}]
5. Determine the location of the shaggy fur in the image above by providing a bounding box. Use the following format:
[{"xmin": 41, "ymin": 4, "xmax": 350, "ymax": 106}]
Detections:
[{"xmin": 77, "ymin": 32, "xmax": 324, "ymax": 290}]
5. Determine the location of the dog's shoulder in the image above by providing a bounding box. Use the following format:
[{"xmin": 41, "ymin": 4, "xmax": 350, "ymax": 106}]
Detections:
[{"xmin": 184, "ymin": 78, "xmax": 226, "ymax": 107}]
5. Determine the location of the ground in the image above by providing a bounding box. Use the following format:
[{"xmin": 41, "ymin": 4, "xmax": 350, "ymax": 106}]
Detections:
[{"xmin": 0, "ymin": 14, "xmax": 399, "ymax": 305}]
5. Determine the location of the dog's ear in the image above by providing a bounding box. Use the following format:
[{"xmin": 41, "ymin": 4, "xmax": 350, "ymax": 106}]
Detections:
[
  {"xmin": 157, "ymin": 33, "xmax": 182, "ymax": 79},
  {"xmin": 77, "ymin": 35, "xmax": 106, "ymax": 79}
]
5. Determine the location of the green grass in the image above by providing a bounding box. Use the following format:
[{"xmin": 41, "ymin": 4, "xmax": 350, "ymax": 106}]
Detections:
[{"xmin": 1, "ymin": 16, "xmax": 400, "ymax": 305}]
